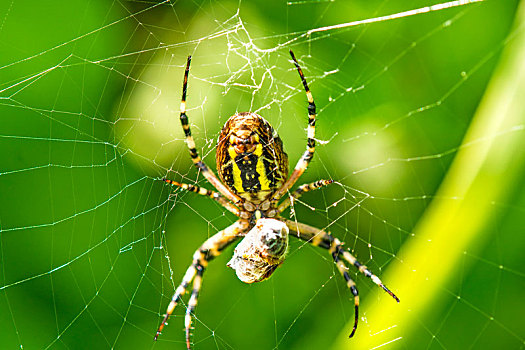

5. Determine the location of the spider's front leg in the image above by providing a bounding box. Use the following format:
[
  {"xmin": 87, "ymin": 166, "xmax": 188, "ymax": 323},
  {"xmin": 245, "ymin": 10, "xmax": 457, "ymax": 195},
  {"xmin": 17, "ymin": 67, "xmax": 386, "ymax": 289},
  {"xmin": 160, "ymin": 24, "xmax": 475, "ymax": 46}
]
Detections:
[
  {"xmin": 155, "ymin": 221, "xmax": 247, "ymax": 348},
  {"xmin": 283, "ymin": 219, "xmax": 399, "ymax": 338}
]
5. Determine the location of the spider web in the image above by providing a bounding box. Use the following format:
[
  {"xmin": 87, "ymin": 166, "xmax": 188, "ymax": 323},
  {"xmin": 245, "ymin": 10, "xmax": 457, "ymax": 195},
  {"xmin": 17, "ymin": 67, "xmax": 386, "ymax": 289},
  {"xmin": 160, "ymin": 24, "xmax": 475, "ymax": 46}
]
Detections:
[{"xmin": 0, "ymin": 0, "xmax": 524, "ymax": 349}]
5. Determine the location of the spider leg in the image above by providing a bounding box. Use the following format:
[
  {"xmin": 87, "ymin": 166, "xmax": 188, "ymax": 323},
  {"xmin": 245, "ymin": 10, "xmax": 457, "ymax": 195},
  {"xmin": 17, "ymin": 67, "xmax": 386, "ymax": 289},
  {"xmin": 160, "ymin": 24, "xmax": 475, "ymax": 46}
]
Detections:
[
  {"xmin": 178, "ymin": 56, "xmax": 242, "ymax": 205},
  {"xmin": 185, "ymin": 266, "xmax": 203, "ymax": 349},
  {"xmin": 277, "ymin": 179, "xmax": 333, "ymax": 213},
  {"xmin": 272, "ymin": 50, "xmax": 317, "ymax": 201},
  {"xmin": 154, "ymin": 221, "xmax": 246, "ymax": 346},
  {"xmin": 163, "ymin": 179, "xmax": 240, "ymax": 217},
  {"xmin": 284, "ymin": 220, "xmax": 399, "ymax": 301},
  {"xmin": 331, "ymin": 243, "xmax": 360, "ymax": 338},
  {"xmin": 283, "ymin": 219, "xmax": 399, "ymax": 337}
]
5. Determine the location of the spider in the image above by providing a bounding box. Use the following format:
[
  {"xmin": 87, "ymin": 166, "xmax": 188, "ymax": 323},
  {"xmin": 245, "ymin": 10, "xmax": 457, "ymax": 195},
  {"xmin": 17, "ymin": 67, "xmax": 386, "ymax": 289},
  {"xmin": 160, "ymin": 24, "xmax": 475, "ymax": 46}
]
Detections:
[{"xmin": 155, "ymin": 51, "xmax": 400, "ymax": 349}]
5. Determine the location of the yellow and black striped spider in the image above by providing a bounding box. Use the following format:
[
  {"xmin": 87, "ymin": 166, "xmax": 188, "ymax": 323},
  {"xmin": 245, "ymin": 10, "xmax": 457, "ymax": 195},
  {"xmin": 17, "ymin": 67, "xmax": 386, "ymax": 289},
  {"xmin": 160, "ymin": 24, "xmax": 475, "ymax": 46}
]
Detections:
[{"xmin": 155, "ymin": 51, "xmax": 399, "ymax": 349}]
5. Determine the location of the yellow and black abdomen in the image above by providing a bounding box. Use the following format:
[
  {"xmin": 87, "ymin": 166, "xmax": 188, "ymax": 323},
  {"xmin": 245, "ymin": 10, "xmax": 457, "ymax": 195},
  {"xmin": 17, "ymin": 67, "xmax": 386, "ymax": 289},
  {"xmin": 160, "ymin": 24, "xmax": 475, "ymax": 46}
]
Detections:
[{"xmin": 216, "ymin": 112, "xmax": 288, "ymax": 203}]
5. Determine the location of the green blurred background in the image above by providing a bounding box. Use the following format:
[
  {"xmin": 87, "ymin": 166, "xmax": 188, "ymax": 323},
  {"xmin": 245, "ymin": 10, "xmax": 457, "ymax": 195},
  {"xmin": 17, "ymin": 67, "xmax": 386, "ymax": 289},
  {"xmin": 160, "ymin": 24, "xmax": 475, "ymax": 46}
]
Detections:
[{"xmin": 0, "ymin": 1, "xmax": 523, "ymax": 349}]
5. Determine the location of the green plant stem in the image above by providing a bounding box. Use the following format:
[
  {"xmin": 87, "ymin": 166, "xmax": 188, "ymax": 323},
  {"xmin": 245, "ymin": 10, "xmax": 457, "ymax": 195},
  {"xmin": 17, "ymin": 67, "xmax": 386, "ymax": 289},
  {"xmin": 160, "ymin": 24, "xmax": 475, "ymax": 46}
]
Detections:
[{"xmin": 333, "ymin": 2, "xmax": 525, "ymax": 348}]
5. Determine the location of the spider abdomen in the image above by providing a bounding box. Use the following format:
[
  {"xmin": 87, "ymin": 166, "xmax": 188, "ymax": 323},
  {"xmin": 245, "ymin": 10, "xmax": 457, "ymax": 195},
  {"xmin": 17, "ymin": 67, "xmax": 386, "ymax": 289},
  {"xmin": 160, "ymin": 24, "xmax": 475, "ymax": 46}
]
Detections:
[
  {"xmin": 227, "ymin": 218, "xmax": 289, "ymax": 284},
  {"xmin": 217, "ymin": 112, "xmax": 289, "ymax": 204}
]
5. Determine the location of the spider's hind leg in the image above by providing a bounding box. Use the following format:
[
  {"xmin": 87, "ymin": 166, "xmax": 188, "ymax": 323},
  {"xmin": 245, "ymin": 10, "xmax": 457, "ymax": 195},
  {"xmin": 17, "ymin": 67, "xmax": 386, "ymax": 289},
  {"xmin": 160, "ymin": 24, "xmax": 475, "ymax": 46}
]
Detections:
[
  {"xmin": 177, "ymin": 56, "xmax": 242, "ymax": 206},
  {"xmin": 272, "ymin": 51, "xmax": 317, "ymax": 201}
]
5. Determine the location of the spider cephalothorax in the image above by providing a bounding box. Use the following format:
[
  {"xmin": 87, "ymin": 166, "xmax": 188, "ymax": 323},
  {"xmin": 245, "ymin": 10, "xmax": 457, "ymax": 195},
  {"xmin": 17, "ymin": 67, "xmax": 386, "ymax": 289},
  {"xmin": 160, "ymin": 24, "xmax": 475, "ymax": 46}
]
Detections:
[{"xmin": 155, "ymin": 51, "xmax": 400, "ymax": 349}]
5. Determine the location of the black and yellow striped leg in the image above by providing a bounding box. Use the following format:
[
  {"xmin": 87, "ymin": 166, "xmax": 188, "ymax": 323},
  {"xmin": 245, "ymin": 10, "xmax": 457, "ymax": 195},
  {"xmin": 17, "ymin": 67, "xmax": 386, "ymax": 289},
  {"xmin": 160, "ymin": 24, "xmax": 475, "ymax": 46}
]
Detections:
[
  {"xmin": 272, "ymin": 50, "xmax": 317, "ymax": 201},
  {"xmin": 331, "ymin": 243, "xmax": 360, "ymax": 337},
  {"xmin": 178, "ymin": 56, "xmax": 242, "ymax": 206},
  {"xmin": 163, "ymin": 179, "xmax": 240, "ymax": 217},
  {"xmin": 154, "ymin": 261, "xmax": 198, "ymax": 342},
  {"xmin": 277, "ymin": 179, "xmax": 333, "ymax": 213},
  {"xmin": 185, "ymin": 265, "xmax": 203, "ymax": 349},
  {"xmin": 284, "ymin": 220, "xmax": 399, "ymax": 301},
  {"xmin": 154, "ymin": 221, "xmax": 246, "ymax": 346},
  {"xmin": 282, "ymin": 219, "xmax": 400, "ymax": 337}
]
